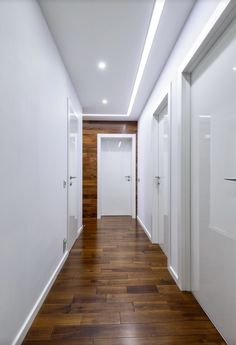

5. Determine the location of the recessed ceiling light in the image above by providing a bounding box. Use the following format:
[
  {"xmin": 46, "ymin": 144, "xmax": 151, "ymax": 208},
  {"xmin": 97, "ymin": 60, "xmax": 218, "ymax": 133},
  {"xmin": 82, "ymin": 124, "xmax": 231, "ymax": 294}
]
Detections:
[
  {"xmin": 84, "ymin": 0, "xmax": 165, "ymax": 118},
  {"xmin": 102, "ymin": 99, "xmax": 108, "ymax": 105},
  {"xmin": 98, "ymin": 61, "xmax": 106, "ymax": 70}
]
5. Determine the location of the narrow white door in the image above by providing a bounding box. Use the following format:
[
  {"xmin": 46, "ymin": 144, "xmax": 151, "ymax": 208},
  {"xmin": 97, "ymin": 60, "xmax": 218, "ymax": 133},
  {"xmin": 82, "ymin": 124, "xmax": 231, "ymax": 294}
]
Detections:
[
  {"xmin": 191, "ymin": 18, "xmax": 236, "ymax": 345},
  {"xmin": 158, "ymin": 107, "xmax": 169, "ymax": 256},
  {"xmin": 154, "ymin": 106, "xmax": 170, "ymax": 256},
  {"xmin": 100, "ymin": 137, "xmax": 133, "ymax": 216},
  {"xmin": 67, "ymin": 112, "xmax": 78, "ymax": 250}
]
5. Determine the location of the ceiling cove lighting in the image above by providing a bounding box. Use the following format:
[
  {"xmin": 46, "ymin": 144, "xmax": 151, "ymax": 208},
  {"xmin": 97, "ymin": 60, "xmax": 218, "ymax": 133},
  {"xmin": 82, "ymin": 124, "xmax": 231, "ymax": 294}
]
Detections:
[
  {"xmin": 84, "ymin": 0, "xmax": 165, "ymax": 118},
  {"xmin": 127, "ymin": 0, "xmax": 166, "ymax": 116},
  {"xmin": 83, "ymin": 113, "xmax": 128, "ymax": 117},
  {"xmin": 98, "ymin": 61, "xmax": 106, "ymax": 70},
  {"xmin": 102, "ymin": 99, "xmax": 108, "ymax": 105}
]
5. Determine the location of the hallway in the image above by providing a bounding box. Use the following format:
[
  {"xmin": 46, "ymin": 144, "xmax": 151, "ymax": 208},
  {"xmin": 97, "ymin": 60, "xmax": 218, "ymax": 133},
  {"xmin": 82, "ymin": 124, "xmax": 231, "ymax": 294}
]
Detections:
[
  {"xmin": 2, "ymin": 1, "xmax": 236, "ymax": 343},
  {"xmin": 23, "ymin": 217, "xmax": 225, "ymax": 344}
]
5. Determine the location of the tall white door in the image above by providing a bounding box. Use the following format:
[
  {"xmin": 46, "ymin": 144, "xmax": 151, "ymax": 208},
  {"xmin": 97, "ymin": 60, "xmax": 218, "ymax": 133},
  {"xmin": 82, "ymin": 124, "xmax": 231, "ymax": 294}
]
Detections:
[
  {"xmin": 153, "ymin": 106, "xmax": 170, "ymax": 256},
  {"xmin": 100, "ymin": 137, "xmax": 133, "ymax": 216},
  {"xmin": 191, "ymin": 18, "xmax": 236, "ymax": 345},
  {"xmin": 67, "ymin": 112, "xmax": 79, "ymax": 250}
]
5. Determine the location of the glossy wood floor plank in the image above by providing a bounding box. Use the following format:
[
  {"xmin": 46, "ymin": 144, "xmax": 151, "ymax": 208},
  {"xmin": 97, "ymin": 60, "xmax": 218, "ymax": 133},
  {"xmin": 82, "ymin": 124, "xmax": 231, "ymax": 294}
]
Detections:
[{"xmin": 22, "ymin": 217, "xmax": 225, "ymax": 344}]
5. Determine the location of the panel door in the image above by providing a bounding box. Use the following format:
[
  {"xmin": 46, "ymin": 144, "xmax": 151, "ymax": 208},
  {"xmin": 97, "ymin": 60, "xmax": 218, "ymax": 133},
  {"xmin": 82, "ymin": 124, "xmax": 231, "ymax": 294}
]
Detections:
[
  {"xmin": 153, "ymin": 104, "xmax": 170, "ymax": 255},
  {"xmin": 191, "ymin": 18, "xmax": 236, "ymax": 345},
  {"xmin": 157, "ymin": 107, "xmax": 170, "ymax": 256},
  {"xmin": 67, "ymin": 114, "xmax": 78, "ymax": 250},
  {"xmin": 100, "ymin": 137, "xmax": 132, "ymax": 216}
]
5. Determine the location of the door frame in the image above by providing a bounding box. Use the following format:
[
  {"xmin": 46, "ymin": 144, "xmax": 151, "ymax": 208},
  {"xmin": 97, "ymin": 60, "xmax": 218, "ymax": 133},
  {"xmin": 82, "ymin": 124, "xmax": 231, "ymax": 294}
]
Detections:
[
  {"xmin": 152, "ymin": 86, "xmax": 171, "ymax": 261},
  {"xmin": 97, "ymin": 133, "xmax": 136, "ymax": 219},
  {"xmin": 67, "ymin": 98, "xmax": 79, "ymax": 251},
  {"xmin": 178, "ymin": 0, "xmax": 236, "ymax": 290}
]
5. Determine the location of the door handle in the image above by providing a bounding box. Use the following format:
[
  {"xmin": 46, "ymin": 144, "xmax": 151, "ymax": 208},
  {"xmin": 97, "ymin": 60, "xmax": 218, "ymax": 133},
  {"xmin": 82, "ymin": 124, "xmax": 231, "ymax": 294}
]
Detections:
[
  {"xmin": 125, "ymin": 175, "xmax": 131, "ymax": 181},
  {"xmin": 70, "ymin": 176, "xmax": 77, "ymax": 186},
  {"xmin": 224, "ymin": 178, "xmax": 236, "ymax": 181},
  {"xmin": 155, "ymin": 176, "xmax": 160, "ymax": 185}
]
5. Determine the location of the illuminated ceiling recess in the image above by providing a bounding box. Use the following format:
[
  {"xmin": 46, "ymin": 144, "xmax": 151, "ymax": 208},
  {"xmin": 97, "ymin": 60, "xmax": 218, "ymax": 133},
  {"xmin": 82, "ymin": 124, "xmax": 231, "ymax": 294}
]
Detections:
[{"xmin": 84, "ymin": 0, "xmax": 166, "ymax": 118}]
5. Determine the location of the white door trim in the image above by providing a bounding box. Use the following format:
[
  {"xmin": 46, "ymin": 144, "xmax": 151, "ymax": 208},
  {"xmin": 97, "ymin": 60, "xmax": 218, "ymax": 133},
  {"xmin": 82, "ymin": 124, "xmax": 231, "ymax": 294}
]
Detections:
[
  {"xmin": 152, "ymin": 84, "xmax": 172, "ymax": 262},
  {"xmin": 178, "ymin": 0, "xmax": 236, "ymax": 291},
  {"xmin": 97, "ymin": 133, "xmax": 136, "ymax": 219},
  {"xmin": 67, "ymin": 97, "xmax": 79, "ymax": 251}
]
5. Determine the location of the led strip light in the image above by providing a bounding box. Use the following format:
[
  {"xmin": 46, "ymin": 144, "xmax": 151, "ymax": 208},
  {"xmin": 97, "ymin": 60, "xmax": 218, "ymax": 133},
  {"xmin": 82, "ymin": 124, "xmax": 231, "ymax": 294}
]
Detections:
[{"xmin": 83, "ymin": 0, "xmax": 166, "ymax": 118}]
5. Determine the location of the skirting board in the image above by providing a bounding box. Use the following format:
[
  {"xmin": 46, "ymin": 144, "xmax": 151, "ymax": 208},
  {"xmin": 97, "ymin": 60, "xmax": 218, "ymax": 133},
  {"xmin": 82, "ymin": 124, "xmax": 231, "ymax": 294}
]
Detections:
[
  {"xmin": 168, "ymin": 265, "xmax": 180, "ymax": 289},
  {"xmin": 12, "ymin": 225, "xmax": 84, "ymax": 345},
  {"xmin": 136, "ymin": 217, "xmax": 181, "ymax": 290},
  {"xmin": 137, "ymin": 216, "xmax": 152, "ymax": 242},
  {"xmin": 77, "ymin": 224, "xmax": 84, "ymax": 238},
  {"xmin": 12, "ymin": 251, "xmax": 69, "ymax": 345}
]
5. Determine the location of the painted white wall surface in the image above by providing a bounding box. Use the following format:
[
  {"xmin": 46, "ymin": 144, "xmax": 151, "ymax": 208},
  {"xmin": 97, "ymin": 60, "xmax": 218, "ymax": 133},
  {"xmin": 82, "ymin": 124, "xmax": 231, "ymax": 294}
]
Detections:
[
  {"xmin": 137, "ymin": 0, "xmax": 220, "ymax": 284},
  {"xmin": 0, "ymin": 1, "xmax": 82, "ymax": 344},
  {"xmin": 191, "ymin": 17, "xmax": 236, "ymax": 345}
]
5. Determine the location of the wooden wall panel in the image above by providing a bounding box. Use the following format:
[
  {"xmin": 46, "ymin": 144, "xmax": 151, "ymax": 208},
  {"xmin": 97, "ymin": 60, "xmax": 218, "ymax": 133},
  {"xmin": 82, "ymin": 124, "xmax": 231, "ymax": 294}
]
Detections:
[{"xmin": 83, "ymin": 121, "xmax": 137, "ymax": 218}]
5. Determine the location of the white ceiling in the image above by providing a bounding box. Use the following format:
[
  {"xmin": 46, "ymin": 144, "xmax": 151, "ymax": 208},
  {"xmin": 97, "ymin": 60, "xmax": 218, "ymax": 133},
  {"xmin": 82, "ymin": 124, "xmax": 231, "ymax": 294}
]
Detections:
[{"xmin": 38, "ymin": 0, "xmax": 196, "ymax": 120}]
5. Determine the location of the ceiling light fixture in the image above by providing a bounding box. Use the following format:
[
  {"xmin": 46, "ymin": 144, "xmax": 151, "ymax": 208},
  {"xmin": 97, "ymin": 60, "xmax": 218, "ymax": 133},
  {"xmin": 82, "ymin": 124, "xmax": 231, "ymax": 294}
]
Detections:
[
  {"xmin": 102, "ymin": 99, "xmax": 108, "ymax": 105},
  {"xmin": 84, "ymin": 0, "xmax": 165, "ymax": 118},
  {"xmin": 98, "ymin": 61, "xmax": 106, "ymax": 70},
  {"xmin": 83, "ymin": 113, "xmax": 127, "ymax": 117},
  {"xmin": 233, "ymin": 66, "xmax": 236, "ymax": 71},
  {"xmin": 127, "ymin": 0, "xmax": 166, "ymax": 116}
]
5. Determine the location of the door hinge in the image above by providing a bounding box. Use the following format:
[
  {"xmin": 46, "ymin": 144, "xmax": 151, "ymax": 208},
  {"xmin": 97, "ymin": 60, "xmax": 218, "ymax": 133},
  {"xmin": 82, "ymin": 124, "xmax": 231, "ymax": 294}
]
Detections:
[{"xmin": 63, "ymin": 238, "xmax": 67, "ymax": 253}]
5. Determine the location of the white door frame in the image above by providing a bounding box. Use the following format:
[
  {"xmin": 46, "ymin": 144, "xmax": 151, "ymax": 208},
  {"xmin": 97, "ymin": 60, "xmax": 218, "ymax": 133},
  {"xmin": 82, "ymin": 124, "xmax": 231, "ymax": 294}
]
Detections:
[
  {"xmin": 178, "ymin": 0, "xmax": 236, "ymax": 290},
  {"xmin": 152, "ymin": 85, "xmax": 171, "ymax": 259},
  {"xmin": 67, "ymin": 97, "xmax": 79, "ymax": 251},
  {"xmin": 97, "ymin": 133, "xmax": 136, "ymax": 219},
  {"xmin": 152, "ymin": 85, "xmax": 171, "ymax": 243}
]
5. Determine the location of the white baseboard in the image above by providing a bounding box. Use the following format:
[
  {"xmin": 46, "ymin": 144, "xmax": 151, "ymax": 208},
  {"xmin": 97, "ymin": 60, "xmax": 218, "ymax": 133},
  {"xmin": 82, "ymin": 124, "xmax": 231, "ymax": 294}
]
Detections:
[
  {"xmin": 168, "ymin": 265, "xmax": 180, "ymax": 288},
  {"xmin": 12, "ymin": 251, "xmax": 69, "ymax": 345},
  {"xmin": 77, "ymin": 224, "xmax": 84, "ymax": 238},
  {"xmin": 137, "ymin": 217, "xmax": 181, "ymax": 292},
  {"xmin": 137, "ymin": 216, "xmax": 152, "ymax": 242},
  {"xmin": 12, "ymin": 225, "xmax": 84, "ymax": 345}
]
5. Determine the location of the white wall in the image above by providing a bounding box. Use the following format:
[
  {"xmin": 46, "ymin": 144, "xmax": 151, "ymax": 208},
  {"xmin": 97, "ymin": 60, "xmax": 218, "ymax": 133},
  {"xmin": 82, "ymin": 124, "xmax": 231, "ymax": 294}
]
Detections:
[
  {"xmin": 0, "ymin": 1, "xmax": 82, "ymax": 344},
  {"xmin": 137, "ymin": 0, "xmax": 220, "ymax": 285}
]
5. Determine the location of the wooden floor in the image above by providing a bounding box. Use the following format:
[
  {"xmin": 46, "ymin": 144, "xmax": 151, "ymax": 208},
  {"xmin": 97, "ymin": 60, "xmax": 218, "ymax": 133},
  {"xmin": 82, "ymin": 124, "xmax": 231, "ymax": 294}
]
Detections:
[{"xmin": 23, "ymin": 217, "xmax": 225, "ymax": 345}]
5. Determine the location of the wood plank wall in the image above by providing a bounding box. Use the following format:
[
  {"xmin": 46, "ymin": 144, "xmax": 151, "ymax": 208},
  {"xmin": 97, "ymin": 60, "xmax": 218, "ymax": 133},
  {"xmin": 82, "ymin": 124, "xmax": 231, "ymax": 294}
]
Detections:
[{"xmin": 83, "ymin": 121, "xmax": 137, "ymax": 218}]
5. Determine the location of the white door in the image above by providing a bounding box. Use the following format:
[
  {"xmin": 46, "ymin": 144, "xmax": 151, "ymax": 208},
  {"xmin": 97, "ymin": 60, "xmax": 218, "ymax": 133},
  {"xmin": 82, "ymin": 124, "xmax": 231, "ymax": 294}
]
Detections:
[
  {"xmin": 100, "ymin": 137, "xmax": 133, "ymax": 216},
  {"xmin": 67, "ymin": 112, "xmax": 78, "ymax": 250},
  {"xmin": 153, "ymin": 105, "xmax": 170, "ymax": 256},
  {"xmin": 191, "ymin": 18, "xmax": 236, "ymax": 345}
]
